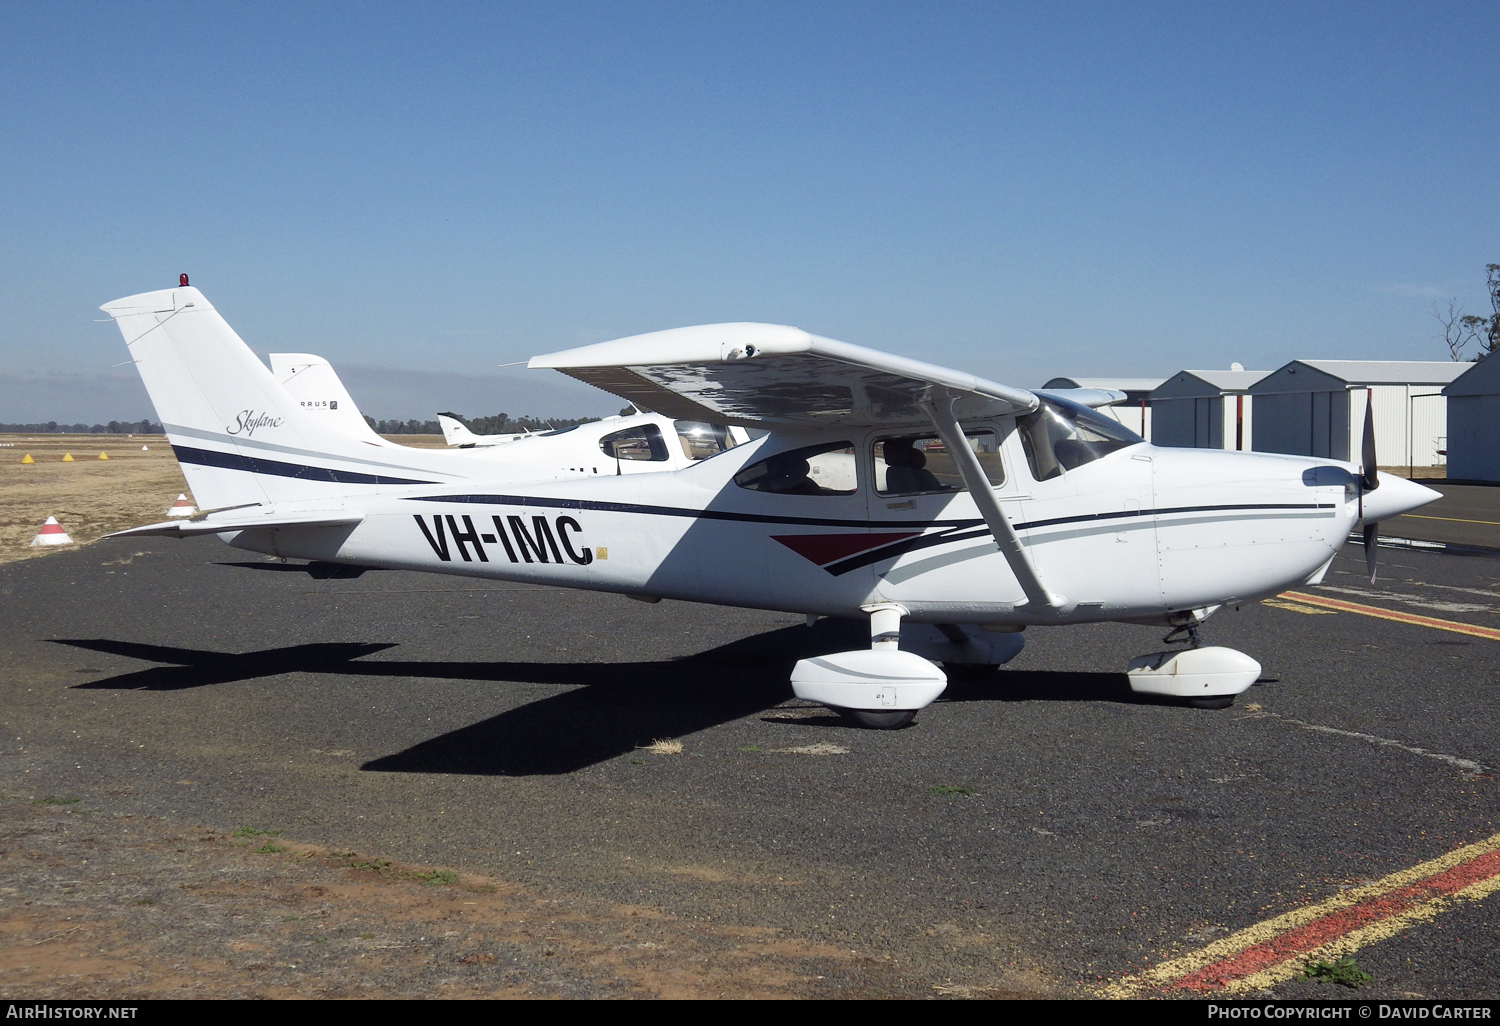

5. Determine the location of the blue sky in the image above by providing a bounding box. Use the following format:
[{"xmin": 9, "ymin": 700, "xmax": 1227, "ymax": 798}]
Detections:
[{"xmin": 2, "ymin": 1, "xmax": 1497, "ymax": 421}]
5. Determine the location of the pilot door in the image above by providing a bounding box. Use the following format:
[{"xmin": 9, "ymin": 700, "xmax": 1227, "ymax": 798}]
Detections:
[{"xmin": 864, "ymin": 422, "xmax": 1031, "ymax": 609}]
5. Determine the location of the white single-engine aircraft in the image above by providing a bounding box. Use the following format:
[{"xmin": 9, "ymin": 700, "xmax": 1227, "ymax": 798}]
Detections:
[{"xmin": 102, "ymin": 284, "xmax": 1439, "ymax": 727}]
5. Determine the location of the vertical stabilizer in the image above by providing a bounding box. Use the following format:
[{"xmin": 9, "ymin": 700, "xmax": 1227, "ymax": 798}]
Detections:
[
  {"xmin": 270, "ymin": 353, "xmax": 393, "ymax": 448},
  {"xmin": 438, "ymin": 414, "xmax": 483, "ymax": 446},
  {"xmin": 101, "ymin": 286, "xmax": 463, "ymax": 509}
]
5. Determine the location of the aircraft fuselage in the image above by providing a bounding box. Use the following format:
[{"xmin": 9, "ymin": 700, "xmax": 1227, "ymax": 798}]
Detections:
[{"xmin": 216, "ymin": 425, "xmax": 1382, "ymax": 627}]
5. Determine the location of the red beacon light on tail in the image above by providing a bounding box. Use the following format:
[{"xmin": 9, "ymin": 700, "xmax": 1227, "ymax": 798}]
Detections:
[{"xmin": 179, "ymin": 273, "xmax": 189, "ymax": 287}]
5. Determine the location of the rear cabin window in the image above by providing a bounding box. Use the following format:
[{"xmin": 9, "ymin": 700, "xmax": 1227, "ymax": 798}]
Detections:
[
  {"xmin": 600, "ymin": 424, "xmax": 670, "ymax": 461},
  {"xmin": 873, "ymin": 432, "xmax": 1003, "ymax": 495},
  {"xmin": 1018, "ymin": 398, "xmax": 1142, "ymax": 481},
  {"xmin": 733, "ymin": 441, "xmax": 857, "ymax": 495}
]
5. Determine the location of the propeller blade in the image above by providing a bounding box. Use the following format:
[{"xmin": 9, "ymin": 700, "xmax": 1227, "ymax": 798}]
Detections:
[
  {"xmin": 1364, "ymin": 523, "xmax": 1378, "ymax": 583},
  {"xmin": 1360, "ymin": 390, "xmax": 1379, "ymax": 493}
]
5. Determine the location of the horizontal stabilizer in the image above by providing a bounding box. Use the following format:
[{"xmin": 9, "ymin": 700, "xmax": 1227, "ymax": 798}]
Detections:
[
  {"xmin": 108, "ymin": 507, "xmax": 364, "ymax": 539},
  {"xmin": 529, "ymin": 323, "xmax": 1038, "ymax": 429}
]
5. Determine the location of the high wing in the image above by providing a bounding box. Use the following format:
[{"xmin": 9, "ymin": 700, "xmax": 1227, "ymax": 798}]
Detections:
[{"xmin": 528, "ymin": 323, "xmax": 1038, "ymax": 429}]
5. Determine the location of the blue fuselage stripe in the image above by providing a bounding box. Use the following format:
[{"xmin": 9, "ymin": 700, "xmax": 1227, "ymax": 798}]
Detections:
[{"xmin": 173, "ymin": 445, "xmax": 437, "ymax": 486}]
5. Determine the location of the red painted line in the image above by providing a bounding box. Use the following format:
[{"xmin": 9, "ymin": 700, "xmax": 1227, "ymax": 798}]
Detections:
[{"xmin": 1171, "ymin": 847, "xmax": 1500, "ymax": 992}]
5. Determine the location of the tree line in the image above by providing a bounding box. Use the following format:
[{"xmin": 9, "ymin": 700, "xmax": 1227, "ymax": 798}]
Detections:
[
  {"xmin": 370, "ymin": 412, "xmax": 618, "ymax": 435},
  {"xmin": 0, "ymin": 412, "xmax": 621, "ymax": 437},
  {"xmin": 0, "ymin": 420, "xmax": 163, "ymax": 434}
]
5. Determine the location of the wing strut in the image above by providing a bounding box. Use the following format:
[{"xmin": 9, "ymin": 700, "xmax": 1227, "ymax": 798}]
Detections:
[{"xmin": 921, "ymin": 396, "xmax": 1066, "ymax": 613}]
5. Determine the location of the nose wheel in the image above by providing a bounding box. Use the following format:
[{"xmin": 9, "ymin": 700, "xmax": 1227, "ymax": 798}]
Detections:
[{"xmin": 1126, "ymin": 645, "xmax": 1260, "ymax": 707}]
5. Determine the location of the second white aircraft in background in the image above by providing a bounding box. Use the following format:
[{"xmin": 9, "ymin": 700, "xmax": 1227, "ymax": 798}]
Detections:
[{"xmin": 272, "ymin": 351, "xmax": 750, "ymax": 480}]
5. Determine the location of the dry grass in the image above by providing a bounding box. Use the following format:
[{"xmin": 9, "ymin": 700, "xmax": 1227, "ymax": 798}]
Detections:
[
  {"xmin": 0, "ymin": 434, "xmax": 189, "ymax": 564},
  {"xmin": 642, "ymin": 738, "xmax": 683, "ymax": 756},
  {"xmin": 774, "ymin": 743, "xmax": 850, "ymax": 756},
  {"xmin": 380, "ymin": 434, "xmax": 448, "ymax": 448},
  {"xmin": 0, "ymin": 433, "xmax": 454, "ymax": 566}
]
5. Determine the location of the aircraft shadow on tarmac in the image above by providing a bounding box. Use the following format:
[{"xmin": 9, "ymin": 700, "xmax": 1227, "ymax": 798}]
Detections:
[
  {"xmin": 217, "ymin": 560, "xmax": 376, "ymax": 579},
  {"xmin": 53, "ymin": 622, "xmax": 1138, "ymax": 776}
]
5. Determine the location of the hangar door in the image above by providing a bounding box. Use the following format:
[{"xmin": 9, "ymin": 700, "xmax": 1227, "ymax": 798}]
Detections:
[
  {"xmin": 1151, "ymin": 397, "xmax": 1222, "ymax": 448},
  {"xmin": 1253, "ymin": 390, "xmax": 1349, "ymax": 459},
  {"xmin": 1309, "ymin": 390, "xmax": 1350, "ymax": 460}
]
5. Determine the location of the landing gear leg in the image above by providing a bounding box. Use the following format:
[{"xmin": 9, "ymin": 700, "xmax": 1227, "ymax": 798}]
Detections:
[{"xmin": 1161, "ymin": 621, "xmax": 1203, "ymax": 648}]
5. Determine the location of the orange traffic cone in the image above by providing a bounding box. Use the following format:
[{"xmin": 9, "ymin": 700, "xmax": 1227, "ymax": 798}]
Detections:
[
  {"xmin": 61, "ymin": 453, "xmax": 74, "ymax": 462},
  {"xmin": 98, "ymin": 452, "xmax": 109, "ymax": 460},
  {"xmin": 166, "ymin": 494, "xmax": 196, "ymax": 517},
  {"xmin": 30, "ymin": 517, "xmax": 73, "ymax": 547},
  {"xmin": 20, "ymin": 453, "xmax": 33, "ymax": 464}
]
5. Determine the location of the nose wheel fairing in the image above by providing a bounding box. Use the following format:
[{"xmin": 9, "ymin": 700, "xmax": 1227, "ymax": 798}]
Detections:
[{"xmin": 1126, "ymin": 646, "xmax": 1261, "ymax": 703}]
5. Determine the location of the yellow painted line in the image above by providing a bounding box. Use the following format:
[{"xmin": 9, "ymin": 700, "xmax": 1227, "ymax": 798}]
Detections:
[
  {"xmin": 1401, "ymin": 513, "xmax": 1500, "ymax": 527},
  {"xmin": 1279, "ymin": 590, "xmax": 1500, "ymax": 642},
  {"xmin": 1260, "ymin": 598, "xmax": 1336, "ymax": 615},
  {"xmin": 1220, "ymin": 873, "xmax": 1500, "ymax": 994},
  {"xmin": 1100, "ymin": 831, "xmax": 1500, "ymax": 998}
]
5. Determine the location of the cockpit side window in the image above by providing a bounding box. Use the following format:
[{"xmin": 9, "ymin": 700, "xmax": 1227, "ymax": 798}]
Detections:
[
  {"xmin": 1018, "ymin": 398, "xmax": 1142, "ymax": 481},
  {"xmin": 873, "ymin": 432, "xmax": 1003, "ymax": 495},
  {"xmin": 733, "ymin": 441, "xmax": 858, "ymax": 495},
  {"xmin": 674, "ymin": 420, "xmax": 737, "ymax": 460},
  {"xmin": 600, "ymin": 423, "xmax": 670, "ymax": 461}
]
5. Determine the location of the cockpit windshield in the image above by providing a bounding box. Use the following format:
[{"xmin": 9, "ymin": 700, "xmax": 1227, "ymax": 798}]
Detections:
[{"xmin": 1017, "ymin": 397, "xmax": 1143, "ymax": 481}]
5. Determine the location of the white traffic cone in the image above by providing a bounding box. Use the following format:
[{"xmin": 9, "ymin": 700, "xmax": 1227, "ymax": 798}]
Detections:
[
  {"xmin": 30, "ymin": 517, "xmax": 73, "ymax": 547},
  {"xmin": 166, "ymin": 494, "xmax": 196, "ymax": 517}
]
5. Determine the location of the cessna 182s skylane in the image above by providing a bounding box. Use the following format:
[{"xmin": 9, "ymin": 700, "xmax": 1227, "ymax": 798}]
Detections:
[{"xmin": 103, "ymin": 284, "xmax": 1439, "ymax": 728}]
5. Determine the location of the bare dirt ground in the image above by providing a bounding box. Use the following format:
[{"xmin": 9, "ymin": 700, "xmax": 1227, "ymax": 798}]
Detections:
[
  {"xmin": 0, "ymin": 435, "xmax": 446, "ymax": 566},
  {"xmin": 0, "ymin": 797, "xmax": 966, "ymax": 999}
]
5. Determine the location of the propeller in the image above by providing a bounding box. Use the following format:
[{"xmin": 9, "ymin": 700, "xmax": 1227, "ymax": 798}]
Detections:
[{"xmin": 1358, "ymin": 391, "xmax": 1380, "ymax": 582}]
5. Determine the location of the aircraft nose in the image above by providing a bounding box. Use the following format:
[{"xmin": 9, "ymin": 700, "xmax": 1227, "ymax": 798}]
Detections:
[{"xmin": 1357, "ymin": 472, "xmax": 1442, "ymax": 526}]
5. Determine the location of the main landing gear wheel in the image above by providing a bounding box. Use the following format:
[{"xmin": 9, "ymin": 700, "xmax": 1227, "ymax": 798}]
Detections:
[
  {"xmin": 1186, "ymin": 695, "xmax": 1236, "ymax": 710},
  {"xmin": 790, "ymin": 605, "xmax": 945, "ymax": 732},
  {"xmin": 838, "ymin": 707, "xmax": 918, "ymax": 730}
]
